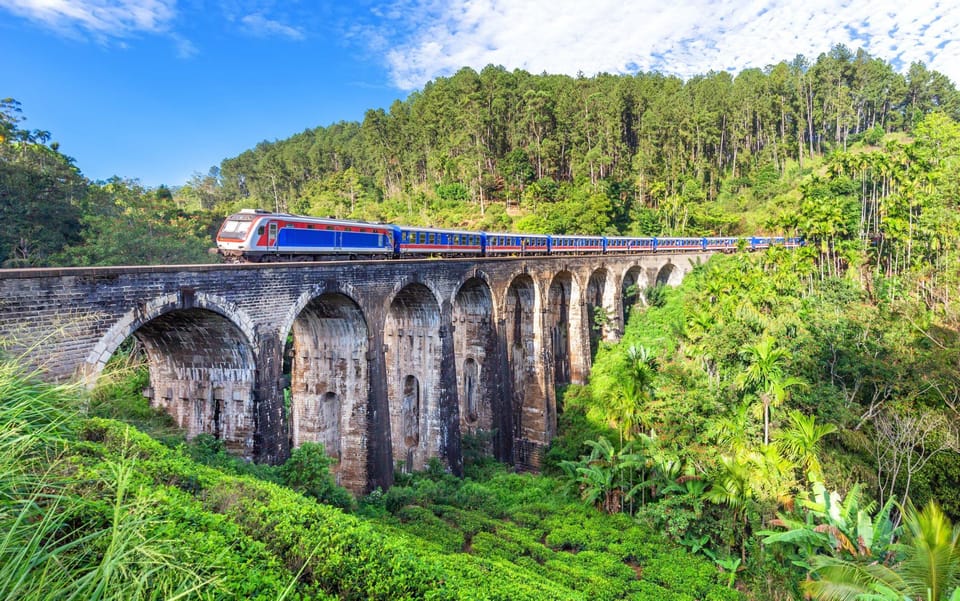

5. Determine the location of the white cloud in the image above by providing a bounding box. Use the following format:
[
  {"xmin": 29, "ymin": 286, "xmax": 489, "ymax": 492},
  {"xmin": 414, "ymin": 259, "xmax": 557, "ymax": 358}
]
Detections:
[
  {"xmin": 376, "ymin": 0, "xmax": 960, "ymax": 89},
  {"xmin": 240, "ymin": 12, "xmax": 303, "ymax": 40},
  {"xmin": 0, "ymin": 0, "xmax": 176, "ymax": 38},
  {"xmin": 172, "ymin": 32, "xmax": 197, "ymax": 58}
]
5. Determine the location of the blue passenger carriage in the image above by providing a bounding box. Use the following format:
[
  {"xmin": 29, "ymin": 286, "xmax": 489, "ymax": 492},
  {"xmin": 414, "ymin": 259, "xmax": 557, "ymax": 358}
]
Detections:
[
  {"xmin": 484, "ymin": 233, "xmax": 550, "ymax": 256},
  {"xmin": 397, "ymin": 226, "xmax": 483, "ymax": 257},
  {"xmin": 549, "ymin": 234, "xmax": 606, "ymax": 254},
  {"xmin": 605, "ymin": 237, "xmax": 655, "ymax": 253},
  {"xmin": 216, "ymin": 210, "xmax": 396, "ymax": 262},
  {"xmin": 654, "ymin": 237, "xmax": 706, "ymax": 252},
  {"xmin": 703, "ymin": 237, "xmax": 739, "ymax": 252}
]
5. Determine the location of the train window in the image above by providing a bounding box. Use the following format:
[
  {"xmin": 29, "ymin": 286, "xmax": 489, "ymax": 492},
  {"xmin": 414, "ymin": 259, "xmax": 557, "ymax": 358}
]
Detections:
[
  {"xmin": 402, "ymin": 232, "xmax": 408, "ymax": 242},
  {"xmin": 429, "ymin": 233, "xmax": 435, "ymax": 244},
  {"xmin": 257, "ymin": 226, "xmax": 264, "ymax": 235}
]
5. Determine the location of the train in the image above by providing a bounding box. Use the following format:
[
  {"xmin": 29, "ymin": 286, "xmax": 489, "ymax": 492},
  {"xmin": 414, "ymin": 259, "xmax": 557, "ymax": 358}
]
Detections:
[{"xmin": 215, "ymin": 209, "xmax": 803, "ymax": 263}]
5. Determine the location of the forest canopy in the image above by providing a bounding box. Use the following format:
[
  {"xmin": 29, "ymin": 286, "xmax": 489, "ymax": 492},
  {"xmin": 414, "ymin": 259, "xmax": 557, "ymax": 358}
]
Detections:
[{"xmin": 3, "ymin": 45, "xmax": 958, "ymax": 266}]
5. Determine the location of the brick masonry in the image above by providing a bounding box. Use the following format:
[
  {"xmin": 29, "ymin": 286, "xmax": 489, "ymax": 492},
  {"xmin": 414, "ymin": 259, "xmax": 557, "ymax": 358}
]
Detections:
[{"xmin": 0, "ymin": 253, "xmax": 709, "ymax": 493}]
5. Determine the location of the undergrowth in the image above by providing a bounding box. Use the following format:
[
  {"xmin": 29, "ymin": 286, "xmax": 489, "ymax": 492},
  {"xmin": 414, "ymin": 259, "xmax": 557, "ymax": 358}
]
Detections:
[{"xmin": 1, "ymin": 356, "xmax": 740, "ymax": 600}]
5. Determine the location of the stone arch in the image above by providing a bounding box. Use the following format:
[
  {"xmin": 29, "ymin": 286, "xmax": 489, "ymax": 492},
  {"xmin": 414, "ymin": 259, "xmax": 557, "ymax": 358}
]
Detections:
[
  {"xmin": 279, "ymin": 280, "xmax": 370, "ymax": 349},
  {"xmin": 655, "ymin": 261, "xmax": 683, "ymax": 287},
  {"xmin": 286, "ymin": 291, "xmax": 369, "ymax": 493},
  {"xmin": 546, "ymin": 271, "xmax": 575, "ymax": 386},
  {"xmin": 621, "ymin": 265, "xmax": 648, "ymax": 324},
  {"xmin": 452, "ymin": 277, "xmax": 499, "ymax": 449},
  {"xmin": 135, "ymin": 309, "xmax": 257, "ymax": 455},
  {"xmin": 586, "ymin": 268, "xmax": 620, "ymax": 353},
  {"xmin": 83, "ymin": 293, "xmax": 258, "ymax": 457},
  {"xmin": 503, "ymin": 273, "xmax": 545, "ymax": 464},
  {"xmin": 384, "ymin": 283, "xmax": 442, "ymax": 473},
  {"xmin": 84, "ymin": 291, "xmax": 257, "ymax": 382}
]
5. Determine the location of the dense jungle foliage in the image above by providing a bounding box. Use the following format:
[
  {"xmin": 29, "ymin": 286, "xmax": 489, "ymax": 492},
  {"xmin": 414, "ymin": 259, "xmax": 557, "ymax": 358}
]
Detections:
[{"xmin": 3, "ymin": 43, "xmax": 960, "ymax": 600}]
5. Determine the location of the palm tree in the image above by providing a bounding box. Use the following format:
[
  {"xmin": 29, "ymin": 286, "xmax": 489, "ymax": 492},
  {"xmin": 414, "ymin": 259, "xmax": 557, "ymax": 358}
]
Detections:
[
  {"xmin": 602, "ymin": 345, "xmax": 657, "ymax": 445},
  {"xmin": 805, "ymin": 500, "xmax": 960, "ymax": 601},
  {"xmin": 737, "ymin": 336, "xmax": 805, "ymax": 445},
  {"xmin": 775, "ymin": 410, "xmax": 838, "ymax": 484},
  {"xmin": 707, "ymin": 402, "xmax": 757, "ymax": 454},
  {"xmin": 707, "ymin": 454, "xmax": 756, "ymax": 562}
]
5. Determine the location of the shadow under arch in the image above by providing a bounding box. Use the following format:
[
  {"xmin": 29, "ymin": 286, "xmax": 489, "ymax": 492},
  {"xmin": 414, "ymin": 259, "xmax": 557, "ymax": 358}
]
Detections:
[
  {"xmin": 85, "ymin": 292, "xmax": 259, "ymax": 457},
  {"xmin": 452, "ymin": 276, "xmax": 504, "ymax": 460},
  {"xmin": 621, "ymin": 264, "xmax": 648, "ymax": 323},
  {"xmin": 84, "ymin": 291, "xmax": 258, "ymax": 382},
  {"xmin": 585, "ymin": 267, "xmax": 612, "ymax": 356},
  {"xmin": 285, "ymin": 290, "xmax": 371, "ymax": 494},
  {"xmin": 547, "ymin": 270, "xmax": 576, "ymax": 387},
  {"xmin": 503, "ymin": 272, "xmax": 546, "ymax": 467},
  {"xmin": 655, "ymin": 262, "xmax": 679, "ymax": 286},
  {"xmin": 384, "ymin": 282, "xmax": 443, "ymax": 473}
]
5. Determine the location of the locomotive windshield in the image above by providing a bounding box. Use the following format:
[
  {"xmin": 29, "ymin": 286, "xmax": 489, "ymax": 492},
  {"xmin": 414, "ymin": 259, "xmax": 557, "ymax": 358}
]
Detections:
[{"xmin": 218, "ymin": 216, "xmax": 254, "ymax": 240}]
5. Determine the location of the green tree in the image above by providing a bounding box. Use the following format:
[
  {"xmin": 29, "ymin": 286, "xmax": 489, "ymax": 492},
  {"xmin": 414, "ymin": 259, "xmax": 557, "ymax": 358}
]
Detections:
[{"xmin": 59, "ymin": 178, "xmax": 214, "ymax": 266}]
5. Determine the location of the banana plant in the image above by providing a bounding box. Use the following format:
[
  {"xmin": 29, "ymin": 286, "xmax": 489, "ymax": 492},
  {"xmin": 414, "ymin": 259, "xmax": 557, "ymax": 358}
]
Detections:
[{"xmin": 761, "ymin": 481, "xmax": 900, "ymax": 576}]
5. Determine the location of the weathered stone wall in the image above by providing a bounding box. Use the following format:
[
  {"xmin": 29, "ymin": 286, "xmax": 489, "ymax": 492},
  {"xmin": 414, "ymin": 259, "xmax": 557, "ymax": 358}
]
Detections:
[{"xmin": 0, "ymin": 252, "xmax": 710, "ymax": 492}]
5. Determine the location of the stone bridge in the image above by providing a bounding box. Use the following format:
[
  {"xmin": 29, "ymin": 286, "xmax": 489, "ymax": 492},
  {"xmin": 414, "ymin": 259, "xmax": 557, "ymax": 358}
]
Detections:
[{"xmin": 0, "ymin": 252, "xmax": 710, "ymax": 493}]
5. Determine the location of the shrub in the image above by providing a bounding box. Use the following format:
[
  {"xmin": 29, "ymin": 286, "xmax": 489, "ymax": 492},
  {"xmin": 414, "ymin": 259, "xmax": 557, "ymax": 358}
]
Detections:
[{"xmin": 279, "ymin": 442, "xmax": 353, "ymax": 510}]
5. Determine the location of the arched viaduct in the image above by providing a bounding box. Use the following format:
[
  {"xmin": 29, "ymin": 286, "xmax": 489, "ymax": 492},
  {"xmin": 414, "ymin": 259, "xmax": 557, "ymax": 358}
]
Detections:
[{"xmin": 0, "ymin": 253, "xmax": 708, "ymax": 493}]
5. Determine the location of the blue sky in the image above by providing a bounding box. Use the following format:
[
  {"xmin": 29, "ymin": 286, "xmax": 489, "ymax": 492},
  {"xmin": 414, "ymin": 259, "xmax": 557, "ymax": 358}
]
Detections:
[{"xmin": 3, "ymin": 1, "xmax": 959, "ymax": 188}]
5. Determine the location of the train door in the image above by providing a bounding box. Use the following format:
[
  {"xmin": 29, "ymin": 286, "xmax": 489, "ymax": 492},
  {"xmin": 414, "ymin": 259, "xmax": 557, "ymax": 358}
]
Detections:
[{"xmin": 267, "ymin": 221, "xmax": 278, "ymax": 248}]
